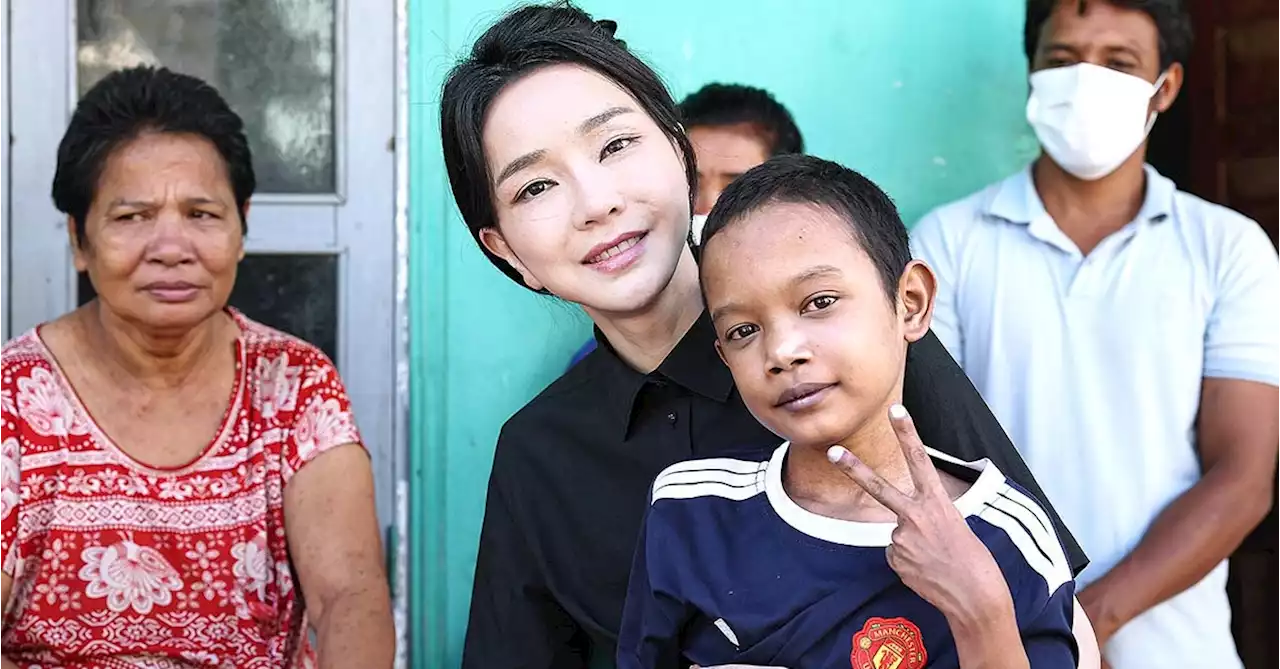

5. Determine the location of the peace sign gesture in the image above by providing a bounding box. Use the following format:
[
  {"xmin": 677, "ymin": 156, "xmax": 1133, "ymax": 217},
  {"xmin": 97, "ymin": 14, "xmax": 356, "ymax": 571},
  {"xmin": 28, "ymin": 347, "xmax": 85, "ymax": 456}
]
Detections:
[{"xmin": 825, "ymin": 404, "xmax": 1012, "ymax": 625}]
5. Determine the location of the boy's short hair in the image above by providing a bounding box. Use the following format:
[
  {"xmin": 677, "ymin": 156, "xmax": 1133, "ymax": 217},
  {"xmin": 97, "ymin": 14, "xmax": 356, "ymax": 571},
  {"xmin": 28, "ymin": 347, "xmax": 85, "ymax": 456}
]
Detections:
[
  {"xmin": 679, "ymin": 83, "xmax": 804, "ymax": 156},
  {"xmin": 699, "ymin": 154, "xmax": 910, "ymax": 304}
]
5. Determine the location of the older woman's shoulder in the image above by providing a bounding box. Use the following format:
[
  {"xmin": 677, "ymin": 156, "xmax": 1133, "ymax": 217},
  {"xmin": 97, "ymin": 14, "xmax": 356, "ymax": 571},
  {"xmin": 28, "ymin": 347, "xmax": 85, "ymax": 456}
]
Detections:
[
  {"xmin": 3, "ymin": 329, "xmax": 52, "ymax": 373},
  {"xmin": 233, "ymin": 312, "xmax": 335, "ymax": 370}
]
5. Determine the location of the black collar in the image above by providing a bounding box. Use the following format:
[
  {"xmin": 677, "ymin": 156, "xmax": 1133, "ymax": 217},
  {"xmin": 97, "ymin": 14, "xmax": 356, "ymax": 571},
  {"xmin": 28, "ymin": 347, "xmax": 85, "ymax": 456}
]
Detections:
[{"xmin": 592, "ymin": 310, "xmax": 735, "ymax": 440}]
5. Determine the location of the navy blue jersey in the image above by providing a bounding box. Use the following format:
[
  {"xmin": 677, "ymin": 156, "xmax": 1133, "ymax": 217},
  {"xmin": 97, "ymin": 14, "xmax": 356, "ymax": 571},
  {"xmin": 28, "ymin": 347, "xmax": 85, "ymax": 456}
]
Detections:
[{"xmin": 618, "ymin": 444, "xmax": 1078, "ymax": 669}]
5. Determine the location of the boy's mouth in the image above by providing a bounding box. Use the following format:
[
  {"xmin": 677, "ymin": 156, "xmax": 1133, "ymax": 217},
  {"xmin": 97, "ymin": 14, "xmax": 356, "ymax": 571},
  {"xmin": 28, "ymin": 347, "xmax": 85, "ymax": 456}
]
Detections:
[{"xmin": 774, "ymin": 382, "xmax": 837, "ymax": 410}]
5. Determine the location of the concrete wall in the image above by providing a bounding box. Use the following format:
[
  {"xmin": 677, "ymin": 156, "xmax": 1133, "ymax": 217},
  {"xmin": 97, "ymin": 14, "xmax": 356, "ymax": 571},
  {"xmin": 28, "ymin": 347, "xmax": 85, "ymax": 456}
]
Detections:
[{"xmin": 407, "ymin": 1, "xmax": 1037, "ymax": 665}]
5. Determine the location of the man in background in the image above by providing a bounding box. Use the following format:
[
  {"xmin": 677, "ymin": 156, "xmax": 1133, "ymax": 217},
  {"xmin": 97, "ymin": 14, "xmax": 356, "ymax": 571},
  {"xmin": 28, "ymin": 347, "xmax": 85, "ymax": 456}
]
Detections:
[
  {"xmin": 681, "ymin": 83, "xmax": 804, "ymax": 225},
  {"xmin": 911, "ymin": 1, "xmax": 1279, "ymax": 667},
  {"xmin": 570, "ymin": 82, "xmax": 803, "ymax": 366}
]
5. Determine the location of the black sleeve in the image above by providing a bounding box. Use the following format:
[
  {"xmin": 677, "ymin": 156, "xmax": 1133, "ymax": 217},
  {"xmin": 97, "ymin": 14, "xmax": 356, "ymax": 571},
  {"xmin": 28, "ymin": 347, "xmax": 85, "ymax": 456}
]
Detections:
[
  {"xmin": 461, "ymin": 430, "xmax": 589, "ymax": 669},
  {"xmin": 902, "ymin": 329, "xmax": 1089, "ymax": 576}
]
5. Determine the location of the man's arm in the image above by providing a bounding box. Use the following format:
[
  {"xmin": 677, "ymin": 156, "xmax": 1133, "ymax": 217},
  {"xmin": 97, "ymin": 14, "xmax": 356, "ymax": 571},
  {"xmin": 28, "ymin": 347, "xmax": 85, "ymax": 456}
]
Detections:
[
  {"xmin": 1078, "ymin": 378, "xmax": 1278, "ymax": 644},
  {"xmin": 462, "ymin": 432, "xmax": 586, "ymax": 669},
  {"xmin": 1081, "ymin": 216, "xmax": 1280, "ymax": 646},
  {"xmin": 286, "ymin": 444, "xmax": 395, "ymax": 668}
]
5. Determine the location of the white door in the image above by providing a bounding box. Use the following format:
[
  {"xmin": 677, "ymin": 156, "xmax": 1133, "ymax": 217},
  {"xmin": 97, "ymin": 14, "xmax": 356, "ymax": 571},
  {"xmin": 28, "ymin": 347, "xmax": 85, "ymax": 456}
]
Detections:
[
  {"xmin": 1, "ymin": 0, "xmax": 9, "ymax": 341},
  {"xmin": 6, "ymin": 0, "xmax": 401, "ymax": 540}
]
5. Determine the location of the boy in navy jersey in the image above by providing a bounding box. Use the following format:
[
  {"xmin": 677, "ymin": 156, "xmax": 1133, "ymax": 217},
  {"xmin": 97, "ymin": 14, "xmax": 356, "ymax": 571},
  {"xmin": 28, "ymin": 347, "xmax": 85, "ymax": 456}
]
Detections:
[{"xmin": 618, "ymin": 155, "xmax": 1079, "ymax": 669}]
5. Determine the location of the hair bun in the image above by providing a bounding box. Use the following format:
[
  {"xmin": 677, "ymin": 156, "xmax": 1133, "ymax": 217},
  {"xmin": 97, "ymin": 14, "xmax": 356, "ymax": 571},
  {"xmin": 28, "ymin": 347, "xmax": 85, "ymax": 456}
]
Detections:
[{"xmin": 595, "ymin": 19, "xmax": 618, "ymax": 36}]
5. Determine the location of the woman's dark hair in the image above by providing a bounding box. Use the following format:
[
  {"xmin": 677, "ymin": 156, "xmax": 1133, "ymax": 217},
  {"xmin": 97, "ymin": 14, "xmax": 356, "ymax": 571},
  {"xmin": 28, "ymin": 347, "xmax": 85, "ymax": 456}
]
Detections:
[
  {"xmin": 52, "ymin": 66, "xmax": 255, "ymax": 246},
  {"xmin": 1025, "ymin": 0, "xmax": 1192, "ymax": 71},
  {"xmin": 700, "ymin": 154, "xmax": 911, "ymax": 306},
  {"xmin": 440, "ymin": 2, "xmax": 697, "ymax": 291}
]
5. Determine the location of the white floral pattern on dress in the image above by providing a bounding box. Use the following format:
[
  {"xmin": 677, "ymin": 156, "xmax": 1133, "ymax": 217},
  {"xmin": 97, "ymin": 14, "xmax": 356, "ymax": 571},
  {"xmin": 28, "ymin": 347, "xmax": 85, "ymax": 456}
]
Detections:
[
  {"xmin": 78, "ymin": 536, "xmax": 184, "ymax": 614},
  {"xmin": 232, "ymin": 532, "xmax": 272, "ymax": 601},
  {"xmin": 1, "ymin": 385, "xmax": 15, "ymax": 416},
  {"xmin": 291, "ymin": 398, "xmax": 358, "ymax": 463},
  {"xmin": 15, "ymin": 367, "xmax": 89, "ymax": 437},
  {"xmin": 2, "ymin": 436, "xmax": 20, "ymax": 521},
  {"xmin": 253, "ymin": 353, "xmax": 302, "ymax": 420}
]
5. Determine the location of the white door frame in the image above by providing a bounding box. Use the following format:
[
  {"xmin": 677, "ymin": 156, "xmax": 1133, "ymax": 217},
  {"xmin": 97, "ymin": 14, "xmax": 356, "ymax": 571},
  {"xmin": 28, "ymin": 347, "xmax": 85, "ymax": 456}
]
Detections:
[
  {"xmin": 1, "ymin": 0, "xmax": 10, "ymax": 341},
  {"xmin": 6, "ymin": 0, "xmax": 405, "ymax": 580}
]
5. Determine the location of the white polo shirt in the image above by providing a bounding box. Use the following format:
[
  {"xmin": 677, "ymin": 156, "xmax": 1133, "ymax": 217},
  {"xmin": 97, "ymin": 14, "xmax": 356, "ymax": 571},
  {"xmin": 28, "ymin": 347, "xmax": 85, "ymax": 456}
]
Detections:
[{"xmin": 911, "ymin": 164, "xmax": 1279, "ymax": 669}]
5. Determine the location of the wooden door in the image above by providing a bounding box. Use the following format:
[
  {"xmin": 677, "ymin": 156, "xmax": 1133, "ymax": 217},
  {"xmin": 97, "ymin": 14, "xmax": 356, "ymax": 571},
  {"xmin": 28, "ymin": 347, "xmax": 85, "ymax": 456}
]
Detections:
[
  {"xmin": 1184, "ymin": 2, "xmax": 1278, "ymax": 668},
  {"xmin": 1186, "ymin": 0, "xmax": 1278, "ymax": 243}
]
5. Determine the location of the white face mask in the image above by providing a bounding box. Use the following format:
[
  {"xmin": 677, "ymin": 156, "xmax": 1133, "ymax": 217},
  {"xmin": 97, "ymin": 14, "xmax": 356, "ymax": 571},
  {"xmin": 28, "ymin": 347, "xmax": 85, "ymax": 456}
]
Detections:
[
  {"xmin": 1026, "ymin": 63, "xmax": 1167, "ymax": 181},
  {"xmin": 690, "ymin": 214, "xmax": 709, "ymax": 246}
]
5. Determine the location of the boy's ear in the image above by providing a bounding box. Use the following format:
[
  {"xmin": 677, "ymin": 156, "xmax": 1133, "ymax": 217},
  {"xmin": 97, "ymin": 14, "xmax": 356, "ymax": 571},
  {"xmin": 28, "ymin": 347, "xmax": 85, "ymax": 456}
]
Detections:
[
  {"xmin": 898, "ymin": 260, "xmax": 936, "ymax": 343},
  {"xmin": 714, "ymin": 338, "xmax": 727, "ymax": 366}
]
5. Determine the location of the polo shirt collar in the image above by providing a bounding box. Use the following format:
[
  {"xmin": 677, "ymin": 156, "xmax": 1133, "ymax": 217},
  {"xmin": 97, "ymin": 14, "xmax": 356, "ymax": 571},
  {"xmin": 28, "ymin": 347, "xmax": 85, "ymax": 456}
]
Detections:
[{"xmin": 986, "ymin": 163, "xmax": 1176, "ymax": 227}]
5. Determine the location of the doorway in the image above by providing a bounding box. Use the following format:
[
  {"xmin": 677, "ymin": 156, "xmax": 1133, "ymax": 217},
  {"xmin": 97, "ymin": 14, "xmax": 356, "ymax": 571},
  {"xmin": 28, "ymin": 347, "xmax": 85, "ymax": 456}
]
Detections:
[{"xmin": 1146, "ymin": 2, "xmax": 1278, "ymax": 667}]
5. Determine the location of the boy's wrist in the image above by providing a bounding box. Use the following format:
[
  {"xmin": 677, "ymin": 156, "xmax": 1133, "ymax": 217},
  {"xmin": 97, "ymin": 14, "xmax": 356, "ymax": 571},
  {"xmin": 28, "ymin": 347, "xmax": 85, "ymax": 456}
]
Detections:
[
  {"xmin": 942, "ymin": 584, "xmax": 1015, "ymax": 636},
  {"xmin": 945, "ymin": 594, "xmax": 1028, "ymax": 669}
]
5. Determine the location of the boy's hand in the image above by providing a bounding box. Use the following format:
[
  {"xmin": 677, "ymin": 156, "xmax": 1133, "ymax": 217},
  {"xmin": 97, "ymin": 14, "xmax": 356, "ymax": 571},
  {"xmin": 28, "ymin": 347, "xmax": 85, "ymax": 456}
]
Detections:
[{"xmin": 825, "ymin": 404, "xmax": 1013, "ymax": 625}]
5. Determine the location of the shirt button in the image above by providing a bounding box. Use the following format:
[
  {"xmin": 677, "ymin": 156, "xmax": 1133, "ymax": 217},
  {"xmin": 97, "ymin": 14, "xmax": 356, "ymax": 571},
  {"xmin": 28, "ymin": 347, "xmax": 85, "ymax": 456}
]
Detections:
[{"xmin": 667, "ymin": 412, "xmax": 678, "ymax": 426}]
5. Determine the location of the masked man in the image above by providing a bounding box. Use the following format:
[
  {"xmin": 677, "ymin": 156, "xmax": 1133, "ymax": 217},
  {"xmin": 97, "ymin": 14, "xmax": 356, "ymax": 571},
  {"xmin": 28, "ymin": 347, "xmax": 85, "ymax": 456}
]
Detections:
[{"xmin": 911, "ymin": 1, "xmax": 1279, "ymax": 668}]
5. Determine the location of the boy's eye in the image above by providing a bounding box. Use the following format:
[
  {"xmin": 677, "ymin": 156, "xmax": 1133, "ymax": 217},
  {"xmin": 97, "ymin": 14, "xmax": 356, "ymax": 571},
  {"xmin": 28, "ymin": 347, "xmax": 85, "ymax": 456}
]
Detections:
[
  {"xmin": 802, "ymin": 295, "xmax": 838, "ymax": 313},
  {"xmin": 725, "ymin": 323, "xmax": 759, "ymax": 341}
]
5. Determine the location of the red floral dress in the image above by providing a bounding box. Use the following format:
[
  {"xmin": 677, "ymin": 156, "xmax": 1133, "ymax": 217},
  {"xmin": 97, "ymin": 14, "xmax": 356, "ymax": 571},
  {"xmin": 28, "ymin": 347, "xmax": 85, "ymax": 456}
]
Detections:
[{"xmin": 1, "ymin": 311, "xmax": 364, "ymax": 669}]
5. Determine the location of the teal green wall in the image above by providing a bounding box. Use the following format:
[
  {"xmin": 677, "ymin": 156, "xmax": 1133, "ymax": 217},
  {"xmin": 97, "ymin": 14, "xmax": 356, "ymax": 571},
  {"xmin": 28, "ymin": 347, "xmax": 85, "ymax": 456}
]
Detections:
[{"xmin": 408, "ymin": 1, "xmax": 1037, "ymax": 666}]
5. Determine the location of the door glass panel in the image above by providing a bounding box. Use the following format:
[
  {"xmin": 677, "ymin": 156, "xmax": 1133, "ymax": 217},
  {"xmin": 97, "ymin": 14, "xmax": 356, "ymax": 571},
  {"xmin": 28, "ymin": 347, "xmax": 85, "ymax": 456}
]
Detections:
[
  {"xmin": 77, "ymin": 253, "xmax": 339, "ymax": 361},
  {"xmin": 230, "ymin": 253, "xmax": 339, "ymax": 360},
  {"xmin": 76, "ymin": 0, "xmax": 337, "ymax": 193}
]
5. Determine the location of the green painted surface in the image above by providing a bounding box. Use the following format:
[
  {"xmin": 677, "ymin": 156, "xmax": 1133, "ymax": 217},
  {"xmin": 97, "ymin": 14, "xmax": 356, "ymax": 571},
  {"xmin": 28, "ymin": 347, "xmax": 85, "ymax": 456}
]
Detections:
[{"xmin": 407, "ymin": 1, "xmax": 1038, "ymax": 666}]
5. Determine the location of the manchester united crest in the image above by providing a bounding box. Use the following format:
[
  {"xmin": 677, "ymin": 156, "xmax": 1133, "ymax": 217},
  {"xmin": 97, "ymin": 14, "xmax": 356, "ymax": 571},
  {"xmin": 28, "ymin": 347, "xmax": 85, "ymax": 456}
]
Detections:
[{"xmin": 851, "ymin": 616, "xmax": 927, "ymax": 669}]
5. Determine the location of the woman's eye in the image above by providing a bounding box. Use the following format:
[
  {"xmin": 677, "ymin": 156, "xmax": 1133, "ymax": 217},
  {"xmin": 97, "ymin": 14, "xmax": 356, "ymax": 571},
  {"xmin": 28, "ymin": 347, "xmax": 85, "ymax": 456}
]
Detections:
[
  {"xmin": 725, "ymin": 324, "xmax": 759, "ymax": 341},
  {"xmin": 601, "ymin": 136, "xmax": 637, "ymax": 158},
  {"xmin": 803, "ymin": 295, "xmax": 838, "ymax": 313},
  {"xmin": 517, "ymin": 180, "xmax": 554, "ymax": 202}
]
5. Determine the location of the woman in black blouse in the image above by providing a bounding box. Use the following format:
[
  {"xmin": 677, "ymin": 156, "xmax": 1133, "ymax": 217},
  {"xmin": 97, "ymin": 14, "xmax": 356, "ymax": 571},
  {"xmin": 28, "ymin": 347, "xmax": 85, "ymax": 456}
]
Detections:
[{"xmin": 439, "ymin": 4, "xmax": 1091, "ymax": 668}]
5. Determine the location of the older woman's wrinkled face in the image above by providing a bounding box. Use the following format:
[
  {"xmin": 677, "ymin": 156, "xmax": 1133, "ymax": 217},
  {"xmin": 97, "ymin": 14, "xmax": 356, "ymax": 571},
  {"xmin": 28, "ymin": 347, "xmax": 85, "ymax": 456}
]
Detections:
[{"xmin": 73, "ymin": 132, "xmax": 244, "ymax": 332}]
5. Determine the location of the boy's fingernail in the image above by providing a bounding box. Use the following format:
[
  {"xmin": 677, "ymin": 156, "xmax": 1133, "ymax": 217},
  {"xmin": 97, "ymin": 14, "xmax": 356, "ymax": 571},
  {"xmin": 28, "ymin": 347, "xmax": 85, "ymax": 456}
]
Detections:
[
  {"xmin": 827, "ymin": 446, "xmax": 847, "ymax": 463},
  {"xmin": 889, "ymin": 404, "xmax": 908, "ymax": 420}
]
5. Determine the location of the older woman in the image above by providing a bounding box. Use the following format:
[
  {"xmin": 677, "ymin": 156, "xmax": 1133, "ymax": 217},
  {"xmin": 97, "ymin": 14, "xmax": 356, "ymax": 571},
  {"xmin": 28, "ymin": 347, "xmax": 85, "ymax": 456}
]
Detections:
[{"xmin": 0, "ymin": 67, "xmax": 393, "ymax": 668}]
